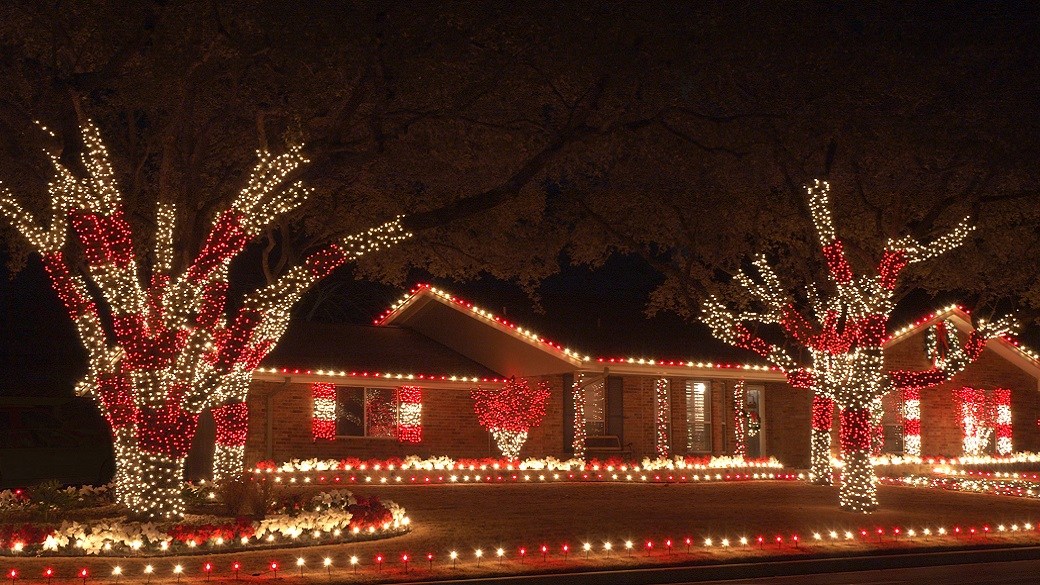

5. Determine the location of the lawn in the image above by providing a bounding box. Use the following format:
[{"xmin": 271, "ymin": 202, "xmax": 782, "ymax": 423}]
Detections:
[{"xmin": 5, "ymin": 481, "xmax": 1040, "ymax": 583}]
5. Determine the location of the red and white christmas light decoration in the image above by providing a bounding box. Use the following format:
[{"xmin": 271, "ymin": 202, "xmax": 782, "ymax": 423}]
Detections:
[
  {"xmin": 311, "ymin": 383, "xmax": 337, "ymax": 441},
  {"xmin": 472, "ymin": 378, "xmax": 551, "ymax": 460},
  {"xmin": 953, "ymin": 387, "xmax": 1010, "ymax": 457},
  {"xmin": 396, "ymin": 387, "xmax": 423, "ymax": 444},
  {"xmin": 703, "ymin": 179, "xmax": 1011, "ymax": 513},
  {"xmin": 212, "ymin": 401, "xmax": 249, "ymax": 482},
  {"xmin": 994, "ymin": 388, "xmax": 1012, "ymax": 456},
  {"xmin": 0, "ymin": 123, "xmax": 411, "ymax": 519}
]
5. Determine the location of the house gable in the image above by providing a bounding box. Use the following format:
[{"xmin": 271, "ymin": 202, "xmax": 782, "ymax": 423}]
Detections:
[
  {"xmin": 885, "ymin": 305, "xmax": 1040, "ymax": 383},
  {"xmin": 377, "ymin": 285, "xmax": 587, "ymax": 377}
]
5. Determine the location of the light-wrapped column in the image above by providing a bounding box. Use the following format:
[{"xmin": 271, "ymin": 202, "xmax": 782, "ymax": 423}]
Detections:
[
  {"xmin": 733, "ymin": 380, "xmax": 747, "ymax": 459},
  {"xmin": 654, "ymin": 379, "xmax": 670, "ymax": 459},
  {"xmin": 572, "ymin": 376, "xmax": 586, "ymax": 460}
]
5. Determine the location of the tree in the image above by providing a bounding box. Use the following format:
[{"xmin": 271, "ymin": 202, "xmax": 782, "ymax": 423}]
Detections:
[
  {"xmin": 1, "ymin": 3, "xmax": 653, "ymax": 483},
  {"xmin": 472, "ymin": 378, "xmax": 551, "ymax": 460},
  {"xmin": 702, "ymin": 180, "xmax": 1015, "ymax": 513},
  {"xmin": 0, "ymin": 122, "xmax": 410, "ymax": 518}
]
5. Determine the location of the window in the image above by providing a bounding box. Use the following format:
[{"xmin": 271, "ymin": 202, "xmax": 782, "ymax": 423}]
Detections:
[
  {"xmin": 336, "ymin": 387, "xmax": 399, "ymax": 439},
  {"xmin": 882, "ymin": 424, "xmax": 904, "ymax": 454},
  {"xmin": 585, "ymin": 380, "xmax": 606, "ymax": 436},
  {"xmin": 685, "ymin": 381, "xmax": 711, "ymax": 452}
]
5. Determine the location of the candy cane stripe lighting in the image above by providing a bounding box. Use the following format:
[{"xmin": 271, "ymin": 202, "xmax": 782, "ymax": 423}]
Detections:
[
  {"xmin": 0, "ymin": 123, "xmax": 412, "ymax": 519},
  {"xmin": 701, "ymin": 179, "xmax": 1007, "ymax": 513}
]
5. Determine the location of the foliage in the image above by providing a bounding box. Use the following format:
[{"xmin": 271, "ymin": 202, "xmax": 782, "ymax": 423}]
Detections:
[{"xmin": 472, "ymin": 378, "xmax": 551, "ymax": 434}]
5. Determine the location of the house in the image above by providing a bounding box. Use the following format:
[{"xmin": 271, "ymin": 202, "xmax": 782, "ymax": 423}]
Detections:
[{"xmin": 241, "ymin": 285, "xmax": 1040, "ymax": 469}]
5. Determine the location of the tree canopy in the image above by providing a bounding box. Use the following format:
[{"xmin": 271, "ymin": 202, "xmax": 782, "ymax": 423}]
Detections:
[{"xmin": 2, "ymin": 2, "xmax": 1038, "ymax": 349}]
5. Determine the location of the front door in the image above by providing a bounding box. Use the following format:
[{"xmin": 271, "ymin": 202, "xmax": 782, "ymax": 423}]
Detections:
[{"xmin": 745, "ymin": 385, "xmax": 763, "ymax": 458}]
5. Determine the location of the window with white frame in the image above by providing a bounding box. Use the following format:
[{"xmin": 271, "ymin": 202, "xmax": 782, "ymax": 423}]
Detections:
[{"xmin": 685, "ymin": 381, "xmax": 711, "ymax": 452}]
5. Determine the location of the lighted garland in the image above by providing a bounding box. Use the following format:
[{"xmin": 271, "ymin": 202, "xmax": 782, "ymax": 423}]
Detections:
[
  {"xmin": 472, "ymin": 379, "xmax": 550, "ymax": 460},
  {"xmin": 655, "ymin": 379, "xmax": 670, "ymax": 459},
  {"xmin": 0, "ymin": 123, "xmax": 412, "ymax": 520},
  {"xmin": 571, "ymin": 375, "xmax": 588, "ymax": 460},
  {"xmin": 702, "ymin": 179, "xmax": 1011, "ymax": 513},
  {"xmin": 732, "ymin": 380, "xmax": 747, "ymax": 459}
]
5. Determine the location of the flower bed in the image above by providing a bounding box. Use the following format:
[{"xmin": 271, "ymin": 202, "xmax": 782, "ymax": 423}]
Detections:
[
  {"xmin": 253, "ymin": 455, "xmax": 795, "ymax": 486},
  {"xmin": 0, "ymin": 489, "xmax": 408, "ymax": 556},
  {"xmin": 882, "ymin": 474, "xmax": 1040, "ymax": 499}
]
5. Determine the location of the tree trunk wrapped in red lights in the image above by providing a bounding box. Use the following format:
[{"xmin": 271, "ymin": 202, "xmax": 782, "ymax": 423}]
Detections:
[
  {"xmin": 703, "ymin": 179, "xmax": 1014, "ymax": 513},
  {"xmin": 0, "ymin": 123, "xmax": 411, "ymax": 519}
]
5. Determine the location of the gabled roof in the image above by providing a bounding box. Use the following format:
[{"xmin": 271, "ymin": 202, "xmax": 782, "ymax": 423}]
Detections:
[
  {"xmin": 376, "ymin": 284, "xmax": 786, "ymax": 381},
  {"xmin": 885, "ymin": 304, "xmax": 1040, "ymax": 379},
  {"xmin": 258, "ymin": 321, "xmax": 503, "ymax": 385},
  {"xmin": 376, "ymin": 285, "xmax": 588, "ymax": 376}
]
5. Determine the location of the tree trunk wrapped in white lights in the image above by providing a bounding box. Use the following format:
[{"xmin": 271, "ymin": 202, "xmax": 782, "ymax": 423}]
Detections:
[
  {"xmin": 0, "ymin": 123, "xmax": 411, "ymax": 519},
  {"xmin": 703, "ymin": 180, "xmax": 1015, "ymax": 513}
]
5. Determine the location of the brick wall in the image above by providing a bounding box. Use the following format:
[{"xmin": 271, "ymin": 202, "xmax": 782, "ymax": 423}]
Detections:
[
  {"xmin": 245, "ymin": 376, "xmax": 566, "ymax": 465},
  {"xmin": 248, "ymin": 333, "xmax": 1037, "ymax": 467},
  {"xmin": 884, "ymin": 329, "xmax": 1040, "ymax": 457}
]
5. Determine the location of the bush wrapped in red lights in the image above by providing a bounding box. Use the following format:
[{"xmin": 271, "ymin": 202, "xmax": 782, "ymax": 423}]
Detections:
[
  {"xmin": 0, "ymin": 123, "xmax": 411, "ymax": 520},
  {"xmin": 472, "ymin": 378, "xmax": 550, "ymax": 460}
]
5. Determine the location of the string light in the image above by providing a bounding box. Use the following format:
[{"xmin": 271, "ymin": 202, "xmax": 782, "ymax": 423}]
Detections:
[
  {"xmin": 701, "ymin": 179, "xmax": 1001, "ymax": 513},
  {"xmin": 396, "ymin": 386, "xmax": 423, "ymax": 443},
  {"xmin": 311, "ymin": 383, "xmax": 337, "ymax": 441},
  {"xmin": 655, "ymin": 379, "xmax": 670, "ymax": 459},
  {"xmin": 472, "ymin": 379, "xmax": 551, "ymax": 460},
  {"xmin": 0, "ymin": 122, "xmax": 412, "ymax": 519},
  {"xmin": 733, "ymin": 380, "xmax": 747, "ymax": 459},
  {"xmin": 572, "ymin": 375, "xmax": 588, "ymax": 459}
]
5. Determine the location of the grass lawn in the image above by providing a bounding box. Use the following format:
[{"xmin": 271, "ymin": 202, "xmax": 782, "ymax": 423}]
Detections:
[{"xmin": 5, "ymin": 481, "xmax": 1040, "ymax": 583}]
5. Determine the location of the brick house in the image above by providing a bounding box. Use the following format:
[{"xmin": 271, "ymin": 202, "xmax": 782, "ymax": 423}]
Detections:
[{"xmin": 240, "ymin": 286, "xmax": 1040, "ymax": 469}]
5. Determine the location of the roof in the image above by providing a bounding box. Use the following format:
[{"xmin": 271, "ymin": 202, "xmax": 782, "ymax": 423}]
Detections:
[
  {"xmin": 377, "ymin": 285, "xmax": 588, "ymax": 377},
  {"xmin": 259, "ymin": 286, "xmax": 1040, "ymax": 385},
  {"xmin": 376, "ymin": 284, "xmax": 784, "ymax": 380},
  {"xmin": 261, "ymin": 321, "xmax": 501, "ymax": 380},
  {"xmin": 885, "ymin": 304, "xmax": 1040, "ymax": 379}
]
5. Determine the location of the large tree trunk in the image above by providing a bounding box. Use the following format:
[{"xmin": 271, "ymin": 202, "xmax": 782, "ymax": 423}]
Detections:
[
  {"xmin": 132, "ymin": 406, "xmax": 201, "ymax": 520},
  {"xmin": 809, "ymin": 393, "xmax": 834, "ymax": 485},
  {"xmin": 135, "ymin": 452, "xmax": 189, "ymax": 520},
  {"xmin": 838, "ymin": 407, "xmax": 878, "ymax": 513},
  {"xmin": 111, "ymin": 426, "xmax": 143, "ymax": 509},
  {"xmin": 211, "ymin": 402, "xmax": 249, "ymax": 483}
]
